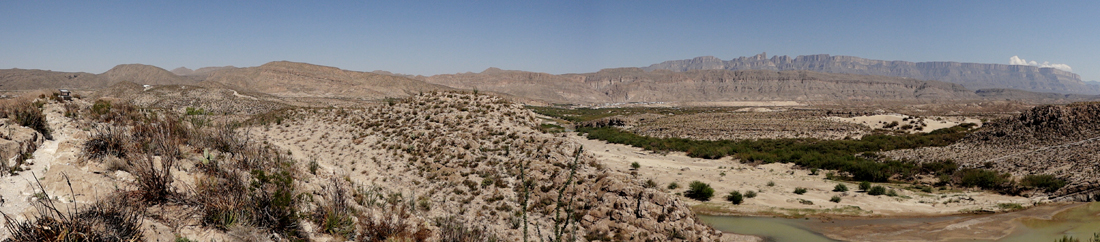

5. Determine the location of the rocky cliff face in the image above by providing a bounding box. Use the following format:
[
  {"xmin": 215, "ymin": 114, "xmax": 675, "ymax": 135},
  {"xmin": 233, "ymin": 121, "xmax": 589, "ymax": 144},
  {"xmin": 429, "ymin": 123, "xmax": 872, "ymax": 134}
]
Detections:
[
  {"xmin": 419, "ymin": 68, "xmax": 981, "ymax": 104},
  {"xmin": 645, "ymin": 53, "xmax": 1099, "ymax": 95}
]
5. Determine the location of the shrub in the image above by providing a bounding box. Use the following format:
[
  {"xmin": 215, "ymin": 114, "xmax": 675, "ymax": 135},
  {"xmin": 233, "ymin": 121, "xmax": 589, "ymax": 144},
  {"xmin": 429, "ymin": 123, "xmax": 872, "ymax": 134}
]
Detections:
[
  {"xmin": 744, "ymin": 190, "xmax": 757, "ymax": 198},
  {"xmin": 83, "ymin": 125, "xmax": 130, "ymax": 159},
  {"xmin": 644, "ymin": 179, "xmax": 658, "ymax": 188},
  {"xmin": 830, "ymin": 195, "xmax": 842, "ymax": 203},
  {"xmin": 958, "ymin": 169, "xmax": 1010, "ymax": 189},
  {"xmin": 726, "ymin": 191, "xmax": 743, "ymax": 205},
  {"xmin": 314, "ymin": 178, "xmax": 354, "ymax": 239},
  {"xmin": 886, "ymin": 189, "xmax": 898, "ymax": 197},
  {"xmin": 92, "ymin": 99, "xmax": 112, "ymax": 115},
  {"xmin": 793, "ymin": 187, "xmax": 808, "ymax": 195},
  {"xmin": 684, "ymin": 181, "xmax": 715, "ymax": 201},
  {"xmin": 833, "ymin": 184, "xmax": 849, "ymax": 192},
  {"xmin": 630, "ymin": 162, "xmax": 640, "ymax": 170},
  {"xmin": 767, "ymin": 181, "xmax": 775, "ymax": 187},
  {"xmin": 859, "ymin": 181, "xmax": 872, "ymax": 191},
  {"xmin": 667, "ymin": 182, "xmax": 680, "ymax": 190},
  {"xmin": 868, "ymin": 185, "xmax": 887, "ymax": 195},
  {"xmin": 2, "ymin": 100, "xmax": 52, "ymax": 140},
  {"xmin": 1022, "ymin": 174, "xmax": 1067, "ymax": 193}
]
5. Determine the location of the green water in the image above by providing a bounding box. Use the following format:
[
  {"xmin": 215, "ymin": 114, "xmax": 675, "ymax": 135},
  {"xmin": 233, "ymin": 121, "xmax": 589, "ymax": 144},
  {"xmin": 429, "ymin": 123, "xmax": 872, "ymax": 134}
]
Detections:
[
  {"xmin": 996, "ymin": 203, "xmax": 1100, "ymax": 242},
  {"xmin": 698, "ymin": 215, "xmax": 839, "ymax": 242},
  {"xmin": 701, "ymin": 203, "xmax": 1100, "ymax": 242}
]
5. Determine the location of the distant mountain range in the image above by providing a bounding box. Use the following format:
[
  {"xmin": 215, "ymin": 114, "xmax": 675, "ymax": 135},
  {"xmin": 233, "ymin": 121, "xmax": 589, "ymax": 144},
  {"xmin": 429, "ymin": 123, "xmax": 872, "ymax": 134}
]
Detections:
[
  {"xmin": 2, "ymin": 55, "xmax": 1097, "ymax": 104},
  {"xmin": 644, "ymin": 53, "xmax": 1100, "ymax": 95}
]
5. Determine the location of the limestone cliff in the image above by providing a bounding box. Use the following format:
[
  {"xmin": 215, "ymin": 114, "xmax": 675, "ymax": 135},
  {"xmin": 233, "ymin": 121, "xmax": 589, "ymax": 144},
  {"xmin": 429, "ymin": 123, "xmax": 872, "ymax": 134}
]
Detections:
[{"xmin": 645, "ymin": 53, "xmax": 1099, "ymax": 95}]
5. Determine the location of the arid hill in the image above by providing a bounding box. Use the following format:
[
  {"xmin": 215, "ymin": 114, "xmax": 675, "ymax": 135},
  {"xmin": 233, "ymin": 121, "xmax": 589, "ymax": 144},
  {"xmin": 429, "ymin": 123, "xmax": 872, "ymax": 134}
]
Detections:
[
  {"xmin": 420, "ymin": 68, "xmax": 982, "ymax": 104},
  {"xmin": 0, "ymin": 69, "xmax": 107, "ymax": 90},
  {"xmin": 418, "ymin": 68, "xmax": 608, "ymax": 104},
  {"xmin": 94, "ymin": 81, "xmax": 288, "ymax": 115},
  {"xmin": 203, "ymin": 61, "xmax": 452, "ymax": 99},
  {"xmin": 100, "ymin": 64, "xmax": 199, "ymax": 86},
  {"xmin": 1, "ymin": 64, "xmax": 197, "ymax": 90},
  {"xmin": 884, "ymin": 102, "xmax": 1100, "ymax": 201},
  {"xmin": 645, "ymin": 53, "xmax": 1100, "ymax": 95}
]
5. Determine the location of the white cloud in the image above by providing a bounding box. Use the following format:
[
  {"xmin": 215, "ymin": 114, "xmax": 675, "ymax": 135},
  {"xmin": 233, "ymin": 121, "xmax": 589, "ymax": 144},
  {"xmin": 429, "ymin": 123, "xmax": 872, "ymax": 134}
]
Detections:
[{"xmin": 1009, "ymin": 56, "xmax": 1072, "ymax": 72}]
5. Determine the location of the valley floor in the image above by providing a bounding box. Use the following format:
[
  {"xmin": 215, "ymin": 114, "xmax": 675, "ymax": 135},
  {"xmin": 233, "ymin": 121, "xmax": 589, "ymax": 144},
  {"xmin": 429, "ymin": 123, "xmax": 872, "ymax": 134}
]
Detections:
[{"xmin": 568, "ymin": 132, "xmax": 1078, "ymax": 241}]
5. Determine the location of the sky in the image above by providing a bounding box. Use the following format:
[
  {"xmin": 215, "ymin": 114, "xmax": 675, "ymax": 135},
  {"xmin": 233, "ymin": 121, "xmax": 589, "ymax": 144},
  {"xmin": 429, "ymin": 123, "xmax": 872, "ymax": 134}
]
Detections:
[{"xmin": 1, "ymin": 1, "xmax": 1098, "ymax": 81}]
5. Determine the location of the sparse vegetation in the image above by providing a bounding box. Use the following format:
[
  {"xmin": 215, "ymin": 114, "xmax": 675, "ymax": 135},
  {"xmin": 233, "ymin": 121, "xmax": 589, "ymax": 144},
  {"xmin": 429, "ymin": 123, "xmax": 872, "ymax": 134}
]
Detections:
[
  {"xmin": 830, "ymin": 195, "xmax": 841, "ymax": 203},
  {"xmin": 793, "ymin": 187, "xmax": 808, "ymax": 195},
  {"xmin": 834, "ymin": 184, "xmax": 848, "ymax": 192}
]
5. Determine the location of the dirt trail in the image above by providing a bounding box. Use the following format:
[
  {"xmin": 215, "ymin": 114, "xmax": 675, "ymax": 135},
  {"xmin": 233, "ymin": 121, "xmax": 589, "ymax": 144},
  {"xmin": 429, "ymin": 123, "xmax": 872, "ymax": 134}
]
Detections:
[{"xmin": 0, "ymin": 102, "xmax": 98, "ymax": 239}]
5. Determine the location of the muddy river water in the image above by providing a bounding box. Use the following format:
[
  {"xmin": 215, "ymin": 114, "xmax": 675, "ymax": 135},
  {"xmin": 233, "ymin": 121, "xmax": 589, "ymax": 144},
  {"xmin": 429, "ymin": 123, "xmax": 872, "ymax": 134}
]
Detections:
[{"xmin": 701, "ymin": 202, "xmax": 1100, "ymax": 242}]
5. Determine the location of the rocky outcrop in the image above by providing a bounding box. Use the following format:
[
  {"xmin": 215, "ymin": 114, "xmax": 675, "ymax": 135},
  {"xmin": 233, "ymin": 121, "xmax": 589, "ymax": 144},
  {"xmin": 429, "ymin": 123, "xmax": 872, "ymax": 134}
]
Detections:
[
  {"xmin": 645, "ymin": 53, "xmax": 1100, "ymax": 95},
  {"xmin": 883, "ymin": 102, "xmax": 1100, "ymax": 201}
]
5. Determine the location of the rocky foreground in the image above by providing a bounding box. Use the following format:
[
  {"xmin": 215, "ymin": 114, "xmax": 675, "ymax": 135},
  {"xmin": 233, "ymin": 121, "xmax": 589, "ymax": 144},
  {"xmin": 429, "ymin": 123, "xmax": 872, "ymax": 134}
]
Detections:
[
  {"xmin": 252, "ymin": 92, "xmax": 729, "ymax": 241},
  {"xmin": 1, "ymin": 91, "xmax": 742, "ymax": 241}
]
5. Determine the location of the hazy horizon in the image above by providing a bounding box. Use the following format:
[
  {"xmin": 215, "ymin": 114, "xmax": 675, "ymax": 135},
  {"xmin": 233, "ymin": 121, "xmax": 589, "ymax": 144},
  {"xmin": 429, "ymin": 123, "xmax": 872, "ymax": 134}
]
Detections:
[{"xmin": 2, "ymin": 1, "xmax": 1098, "ymax": 81}]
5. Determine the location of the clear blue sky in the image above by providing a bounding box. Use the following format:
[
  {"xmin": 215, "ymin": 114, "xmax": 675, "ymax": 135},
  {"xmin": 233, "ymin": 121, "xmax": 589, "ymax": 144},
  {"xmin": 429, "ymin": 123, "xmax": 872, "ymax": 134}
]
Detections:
[{"xmin": 2, "ymin": 1, "xmax": 1098, "ymax": 81}]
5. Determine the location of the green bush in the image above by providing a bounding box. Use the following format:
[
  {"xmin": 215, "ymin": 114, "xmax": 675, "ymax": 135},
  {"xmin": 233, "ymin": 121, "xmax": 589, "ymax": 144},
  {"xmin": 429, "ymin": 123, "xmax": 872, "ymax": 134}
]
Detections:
[
  {"xmin": 668, "ymin": 182, "xmax": 680, "ymax": 190},
  {"xmin": 830, "ymin": 195, "xmax": 842, "ymax": 203},
  {"xmin": 1022, "ymin": 174, "xmax": 1067, "ymax": 193},
  {"xmin": 744, "ymin": 190, "xmax": 757, "ymax": 198},
  {"xmin": 958, "ymin": 169, "xmax": 1010, "ymax": 189},
  {"xmin": 793, "ymin": 187, "xmax": 807, "ymax": 195},
  {"xmin": 684, "ymin": 181, "xmax": 715, "ymax": 201},
  {"xmin": 630, "ymin": 162, "xmax": 641, "ymax": 170},
  {"xmin": 726, "ymin": 191, "xmax": 743, "ymax": 205},
  {"xmin": 886, "ymin": 189, "xmax": 898, "ymax": 197},
  {"xmin": 92, "ymin": 99, "xmax": 112, "ymax": 115},
  {"xmin": 859, "ymin": 181, "xmax": 871, "ymax": 191},
  {"xmin": 576, "ymin": 125, "xmax": 973, "ymax": 183},
  {"xmin": 868, "ymin": 185, "xmax": 887, "ymax": 195},
  {"xmin": 833, "ymin": 184, "xmax": 848, "ymax": 192},
  {"xmin": 767, "ymin": 181, "xmax": 775, "ymax": 187}
]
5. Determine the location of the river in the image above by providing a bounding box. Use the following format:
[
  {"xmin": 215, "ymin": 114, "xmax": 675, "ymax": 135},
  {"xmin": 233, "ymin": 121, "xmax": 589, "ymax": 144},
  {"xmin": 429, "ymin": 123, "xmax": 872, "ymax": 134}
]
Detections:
[{"xmin": 700, "ymin": 202, "xmax": 1100, "ymax": 242}]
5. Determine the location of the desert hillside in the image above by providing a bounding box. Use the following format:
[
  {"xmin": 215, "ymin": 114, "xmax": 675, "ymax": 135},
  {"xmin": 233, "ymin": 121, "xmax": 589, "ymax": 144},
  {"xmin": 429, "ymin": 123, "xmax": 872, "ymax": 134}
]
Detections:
[
  {"xmin": 0, "ymin": 91, "xmax": 745, "ymax": 241},
  {"xmin": 884, "ymin": 102, "xmax": 1100, "ymax": 201},
  {"xmin": 203, "ymin": 61, "xmax": 453, "ymax": 99},
  {"xmin": 0, "ymin": 69, "xmax": 107, "ymax": 90}
]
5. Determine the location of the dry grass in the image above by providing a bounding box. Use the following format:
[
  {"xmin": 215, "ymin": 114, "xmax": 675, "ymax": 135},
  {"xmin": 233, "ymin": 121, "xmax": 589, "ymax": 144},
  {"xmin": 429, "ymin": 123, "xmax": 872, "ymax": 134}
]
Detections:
[{"xmin": 2, "ymin": 175, "xmax": 143, "ymax": 242}]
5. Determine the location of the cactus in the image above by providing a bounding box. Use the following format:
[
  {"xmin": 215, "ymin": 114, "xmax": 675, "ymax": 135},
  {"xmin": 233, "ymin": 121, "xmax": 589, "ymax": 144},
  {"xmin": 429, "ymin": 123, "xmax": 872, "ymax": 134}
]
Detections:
[{"xmin": 201, "ymin": 149, "xmax": 212, "ymax": 165}]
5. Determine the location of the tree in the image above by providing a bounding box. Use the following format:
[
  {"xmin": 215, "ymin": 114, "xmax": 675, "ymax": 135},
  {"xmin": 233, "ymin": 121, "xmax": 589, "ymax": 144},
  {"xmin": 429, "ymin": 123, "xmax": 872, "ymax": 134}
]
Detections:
[
  {"xmin": 630, "ymin": 162, "xmax": 641, "ymax": 170},
  {"xmin": 684, "ymin": 181, "xmax": 715, "ymax": 201}
]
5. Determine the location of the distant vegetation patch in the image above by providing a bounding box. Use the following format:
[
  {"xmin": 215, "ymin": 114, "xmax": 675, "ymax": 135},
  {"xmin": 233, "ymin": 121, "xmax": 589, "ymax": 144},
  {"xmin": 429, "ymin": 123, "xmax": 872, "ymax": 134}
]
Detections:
[{"xmin": 577, "ymin": 125, "xmax": 973, "ymax": 182}]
